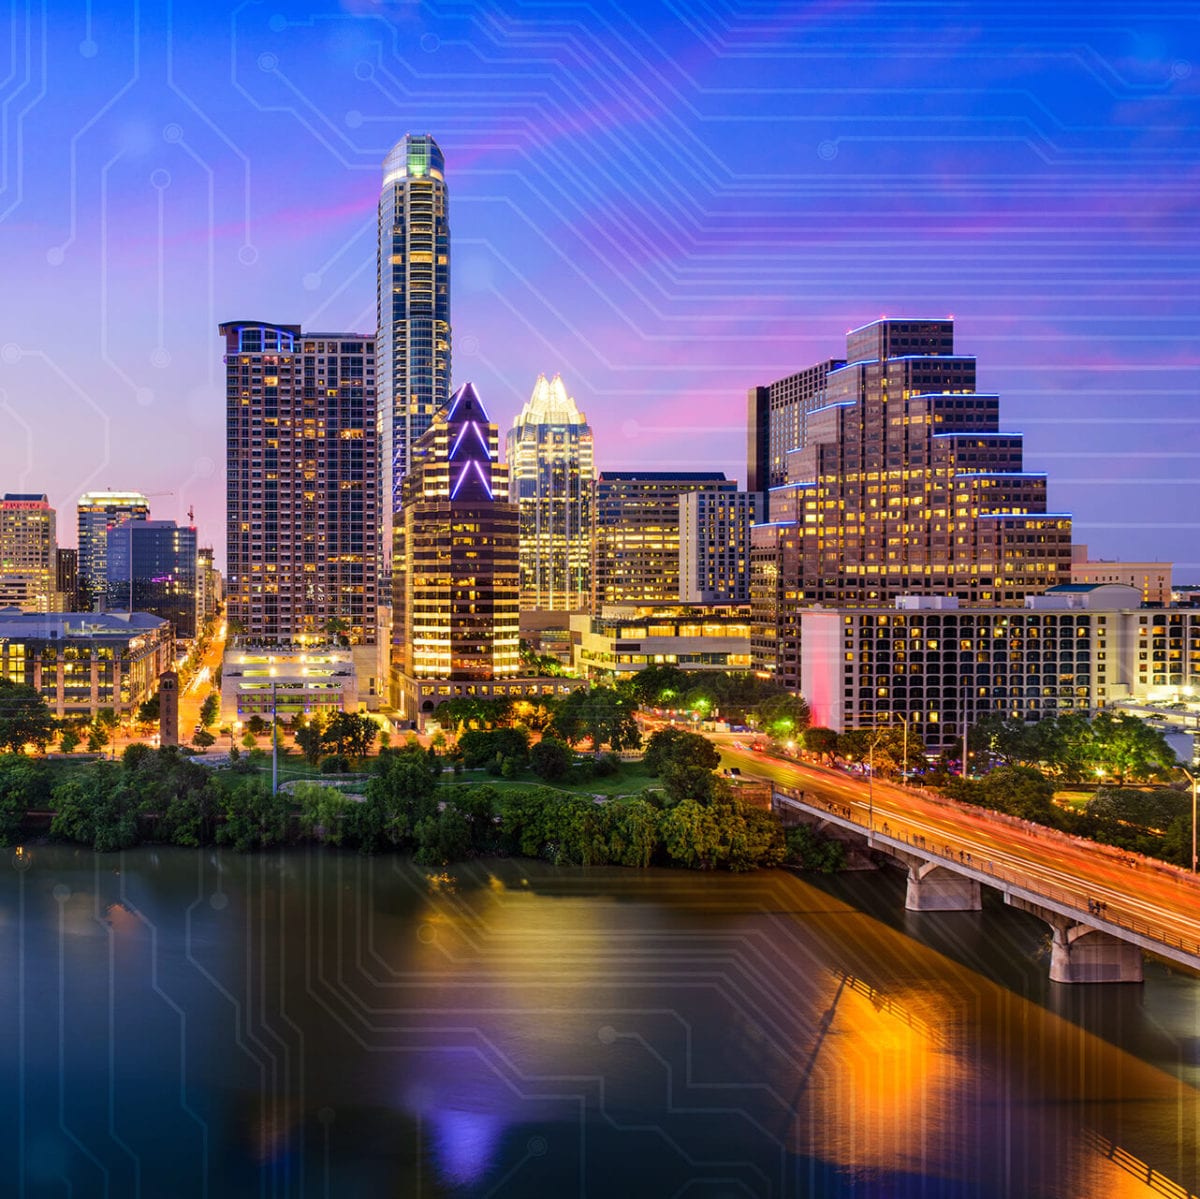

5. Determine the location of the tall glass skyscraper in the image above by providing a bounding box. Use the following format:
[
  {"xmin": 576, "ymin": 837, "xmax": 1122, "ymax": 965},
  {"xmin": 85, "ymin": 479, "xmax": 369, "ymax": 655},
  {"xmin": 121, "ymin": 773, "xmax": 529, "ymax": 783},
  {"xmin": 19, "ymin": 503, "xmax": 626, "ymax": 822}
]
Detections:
[
  {"xmin": 106, "ymin": 518, "xmax": 198, "ymax": 638},
  {"xmin": 506, "ymin": 373, "xmax": 594, "ymax": 612},
  {"xmin": 376, "ymin": 133, "xmax": 451, "ymax": 585},
  {"xmin": 76, "ymin": 490, "xmax": 150, "ymax": 608}
]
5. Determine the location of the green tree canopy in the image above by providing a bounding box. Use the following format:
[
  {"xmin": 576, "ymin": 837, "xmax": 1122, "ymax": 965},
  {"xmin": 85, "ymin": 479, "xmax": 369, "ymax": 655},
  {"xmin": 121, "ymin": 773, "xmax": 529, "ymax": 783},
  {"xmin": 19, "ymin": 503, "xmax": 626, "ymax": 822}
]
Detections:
[
  {"xmin": 199, "ymin": 692, "xmax": 220, "ymax": 729},
  {"xmin": 803, "ymin": 727, "xmax": 839, "ymax": 762},
  {"xmin": 549, "ymin": 686, "xmax": 640, "ymax": 753},
  {"xmin": 0, "ymin": 679, "xmax": 56, "ymax": 753}
]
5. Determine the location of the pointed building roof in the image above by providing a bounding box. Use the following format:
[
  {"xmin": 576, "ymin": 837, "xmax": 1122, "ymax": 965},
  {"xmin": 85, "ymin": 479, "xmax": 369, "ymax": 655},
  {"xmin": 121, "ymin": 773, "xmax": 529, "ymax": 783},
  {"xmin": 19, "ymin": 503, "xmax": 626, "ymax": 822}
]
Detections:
[
  {"xmin": 444, "ymin": 380, "xmax": 491, "ymax": 425},
  {"xmin": 513, "ymin": 373, "xmax": 588, "ymax": 427}
]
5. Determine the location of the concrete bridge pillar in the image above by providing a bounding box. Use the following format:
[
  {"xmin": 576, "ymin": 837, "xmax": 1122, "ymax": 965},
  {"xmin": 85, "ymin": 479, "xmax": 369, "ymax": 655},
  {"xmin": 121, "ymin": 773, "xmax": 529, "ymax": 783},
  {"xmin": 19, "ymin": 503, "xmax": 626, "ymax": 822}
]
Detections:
[
  {"xmin": 1048, "ymin": 923, "xmax": 1144, "ymax": 984},
  {"xmin": 1009, "ymin": 897, "xmax": 1144, "ymax": 984},
  {"xmin": 903, "ymin": 861, "xmax": 982, "ymax": 912}
]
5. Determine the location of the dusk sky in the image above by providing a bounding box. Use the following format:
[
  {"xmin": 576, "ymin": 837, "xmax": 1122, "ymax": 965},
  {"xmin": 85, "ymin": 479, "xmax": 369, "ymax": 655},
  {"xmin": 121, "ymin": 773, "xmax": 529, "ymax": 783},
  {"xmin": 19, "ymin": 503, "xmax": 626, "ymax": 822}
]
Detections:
[{"xmin": 0, "ymin": 1, "xmax": 1196, "ymax": 573}]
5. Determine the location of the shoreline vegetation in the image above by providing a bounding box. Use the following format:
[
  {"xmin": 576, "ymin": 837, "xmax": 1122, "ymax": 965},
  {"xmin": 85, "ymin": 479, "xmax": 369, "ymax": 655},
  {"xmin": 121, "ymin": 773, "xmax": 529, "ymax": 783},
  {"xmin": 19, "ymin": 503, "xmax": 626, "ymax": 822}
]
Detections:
[
  {"xmin": 1, "ymin": 665, "xmax": 1190, "ymax": 874},
  {"xmin": 0, "ymin": 732, "xmax": 805, "ymax": 873}
]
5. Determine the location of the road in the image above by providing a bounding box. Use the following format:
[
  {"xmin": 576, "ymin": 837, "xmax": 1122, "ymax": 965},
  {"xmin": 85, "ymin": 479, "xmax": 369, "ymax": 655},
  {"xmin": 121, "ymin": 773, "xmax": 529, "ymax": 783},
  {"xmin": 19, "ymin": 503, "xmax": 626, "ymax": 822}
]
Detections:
[
  {"xmin": 714, "ymin": 737, "xmax": 1200, "ymax": 963},
  {"xmin": 178, "ymin": 620, "xmax": 226, "ymax": 739}
]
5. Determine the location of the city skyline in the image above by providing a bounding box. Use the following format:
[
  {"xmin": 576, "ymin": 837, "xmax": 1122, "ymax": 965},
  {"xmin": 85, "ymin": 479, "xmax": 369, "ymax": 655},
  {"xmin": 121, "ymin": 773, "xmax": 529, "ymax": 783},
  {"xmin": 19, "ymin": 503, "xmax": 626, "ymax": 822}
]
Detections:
[{"xmin": 0, "ymin": 3, "xmax": 1194, "ymax": 573}]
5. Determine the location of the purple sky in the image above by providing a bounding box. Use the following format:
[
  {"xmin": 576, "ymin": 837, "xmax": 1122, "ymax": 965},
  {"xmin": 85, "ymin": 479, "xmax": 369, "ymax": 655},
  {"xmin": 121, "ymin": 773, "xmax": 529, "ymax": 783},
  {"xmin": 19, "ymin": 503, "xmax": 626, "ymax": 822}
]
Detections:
[{"xmin": 0, "ymin": 1, "xmax": 1196, "ymax": 575}]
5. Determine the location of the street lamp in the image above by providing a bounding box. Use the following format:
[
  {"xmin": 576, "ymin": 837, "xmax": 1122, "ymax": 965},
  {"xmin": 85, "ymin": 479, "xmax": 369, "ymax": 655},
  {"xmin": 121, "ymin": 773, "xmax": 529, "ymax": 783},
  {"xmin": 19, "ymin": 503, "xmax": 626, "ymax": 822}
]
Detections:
[{"xmin": 1181, "ymin": 767, "xmax": 1198, "ymax": 874}]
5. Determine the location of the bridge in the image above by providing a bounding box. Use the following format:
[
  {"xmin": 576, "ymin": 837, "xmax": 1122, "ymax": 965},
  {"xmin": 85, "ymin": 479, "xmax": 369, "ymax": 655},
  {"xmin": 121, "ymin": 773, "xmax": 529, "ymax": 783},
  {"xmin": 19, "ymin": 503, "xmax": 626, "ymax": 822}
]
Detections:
[{"xmin": 717, "ymin": 742, "xmax": 1200, "ymax": 984}]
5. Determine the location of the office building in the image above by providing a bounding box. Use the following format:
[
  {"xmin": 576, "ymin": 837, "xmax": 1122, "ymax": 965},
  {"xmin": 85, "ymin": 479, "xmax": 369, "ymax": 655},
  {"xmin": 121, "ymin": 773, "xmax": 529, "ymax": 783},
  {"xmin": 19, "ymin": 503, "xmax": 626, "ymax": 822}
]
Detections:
[
  {"xmin": 592, "ymin": 472, "xmax": 733, "ymax": 610},
  {"xmin": 798, "ymin": 583, "xmax": 1200, "ymax": 750},
  {"xmin": 221, "ymin": 321, "xmax": 380, "ymax": 701},
  {"xmin": 1071, "ymin": 544, "xmax": 1171, "ymax": 606},
  {"xmin": 55, "ymin": 548, "xmax": 78, "ymax": 611},
  {"xmin": 0, "ymin": 493, "xmax": 56, "ymax": 612},
  {"xmin": 106, "ymin": 519, "xmax": 199, "ymax": 639},
  {"xmin": 679, "ymin": 489, "xmax": 757, "ymax": 603},
  {"xmin": 506, "ymin": 373, "xmax": 594, "ymax": 611},
  {"xmin": 377, "ymin": 133, "xmax": 451, "ymax": 585},
  {"xmin": 571, "ymin": 603, "xmax": 752, "ymax": 682},
  {"xmin": 747, "ymin": 358, "xmax": 845, "ymax": 515},
  {"xmin": 393, "ymin": 381, "xmax": 517, "ymax": 698},
  {"xmin": 751, "ymin": 318, "xmax": 1073, "ymax": 681},
  {"xmin": 220, "ymin": 642, "xmax": 358, "ymax": 721},
  {"xmin": 0, "ymin": 609, "xmax": 172, "ymax": 720},
  {"xmin": 77, "ymin": 491, "xmax": 150, "ymax": 608}
]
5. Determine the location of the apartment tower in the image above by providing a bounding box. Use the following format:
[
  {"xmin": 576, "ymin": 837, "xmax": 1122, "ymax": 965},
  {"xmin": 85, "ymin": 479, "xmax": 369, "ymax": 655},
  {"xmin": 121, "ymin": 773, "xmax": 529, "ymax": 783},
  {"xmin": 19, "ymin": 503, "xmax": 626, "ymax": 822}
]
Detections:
[{"xmin": 221, "ymin": 321, "xmax": 380, "ymax": 698}]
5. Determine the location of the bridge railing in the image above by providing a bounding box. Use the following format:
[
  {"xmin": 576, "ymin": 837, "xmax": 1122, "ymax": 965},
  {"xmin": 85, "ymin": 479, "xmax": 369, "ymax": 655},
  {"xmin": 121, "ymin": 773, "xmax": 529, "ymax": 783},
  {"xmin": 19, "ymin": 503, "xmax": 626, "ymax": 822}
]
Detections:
[{"xmin": 773, "ymin": 786, "xmax": 1200, "ymax": 960}]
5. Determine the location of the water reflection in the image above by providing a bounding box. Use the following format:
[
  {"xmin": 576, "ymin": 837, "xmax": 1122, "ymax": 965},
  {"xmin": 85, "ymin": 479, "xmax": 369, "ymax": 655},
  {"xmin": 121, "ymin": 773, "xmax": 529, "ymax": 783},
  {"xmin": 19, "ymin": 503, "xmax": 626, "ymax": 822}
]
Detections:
[{"xmin": 0, "ymin": 847, "xmax": 1196, "ymax": 1197}]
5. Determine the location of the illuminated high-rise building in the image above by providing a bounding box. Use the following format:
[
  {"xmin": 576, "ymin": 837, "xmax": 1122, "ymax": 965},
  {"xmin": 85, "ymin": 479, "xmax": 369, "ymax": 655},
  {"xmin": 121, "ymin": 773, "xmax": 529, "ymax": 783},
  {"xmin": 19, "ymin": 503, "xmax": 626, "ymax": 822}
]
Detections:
[
  {"xmin": 506, "ymin": 373, "xmax": 593, "ymax": 612},
  {"xmin": 54, "ymin": 548, "xmax": 78, "ymax": 611},
  {"xmin": 77, "ymin": 490, "xmax": 149, "ymax": 607},
  {"xmin": 376, "ymin": 133, "xmax": 451, "ymax": 585},
  {"xmin": 591, "ymin": 472, "xmax": 732, "ymax": 610},
  {"xmin": 0, "ymin": 493, "xmax": 56, "ymax": 612},
  {"xmin": 750, "ymin": 317, "xmax": 1073, "ymax": 685},
  {"xmin": 393, "ymin": 382, "xmax": 519, "ymax": 712},
  {"xmin": 747, "ymin": 358, "xmax": 844, "ymax": 516},
  {"xmin": 106, "ymin": 519, "xmax": 198, "ymax": 639},
  {"xmin": 679, "ymin": 488, "xmax": 758, "ymax": 603},
  {"xmin": 221, "ymin": 321, "xmax": 381, "ymax": 700}
]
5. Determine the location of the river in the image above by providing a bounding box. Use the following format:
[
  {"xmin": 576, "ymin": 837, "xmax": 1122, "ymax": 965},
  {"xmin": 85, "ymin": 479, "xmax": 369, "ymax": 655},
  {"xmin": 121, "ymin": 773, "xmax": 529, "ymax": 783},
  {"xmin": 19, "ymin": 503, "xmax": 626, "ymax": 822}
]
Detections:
[{"xmin": 1, "ymin": 845, "xmax": 1197, "ymax": 1198}]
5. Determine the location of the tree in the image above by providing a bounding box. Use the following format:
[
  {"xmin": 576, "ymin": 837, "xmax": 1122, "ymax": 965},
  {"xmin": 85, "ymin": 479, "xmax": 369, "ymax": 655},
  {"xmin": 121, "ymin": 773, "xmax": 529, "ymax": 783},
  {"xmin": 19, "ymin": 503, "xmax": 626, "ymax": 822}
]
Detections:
[
  {"xmin": 0, "ymin": 679, "xmax": 56, "ymax": 753},
  {"xmin": 199, "ymin": 692, "xmax": 220, "ymax": 729},
  {"xmin": 136, "ymin": 695, "xmax": 160, "ymax": 727},
  {"xmin": 0, "ymin": 754, "xmax": 51, "ymax": 844},
  {"xmin": 59, "ymin": 727, "xmax": 81, "ymax": 754},
  {"xmin": 835, "ymin": 729, "xmax": 871, "ymax": 767},
  {"xmin": 803, "ymin": 727, "xmax": 839, "ymax": 763},
  {"xmin": 459, "ymin": 727, "xmax": 529, "ymax": 769},
  {"xmin": 659, "ymin": 799, "xmax": 723, "ymax": 868},
  {"xmin": 758, "ymin": 692, "xmax": 811, "ymax": 742},
  {"xmin": 322, "ymin": 711, "xmax": 378, "ymax": 759},
  {"xmin": 786, "ymin": 824, "xmax": 847, "ymax": 872},
  {"xmin": 191, "ymin": 728, "xmax": 216, "ymax": 749},
  {"xmin": 241, "ymin": 730, "xmax": 257, "ymax": 750},
  {"xmin": 977, "ymin": 765, "xmax": 1061, "ymax": 826},
  {"xmin": 246, "ymin": 714, "xmax": 269, "ymax": 737},
  {"xmin": 1088, "ymin": 712, "xmax": 1177, "ymax": 783},
  {"xmin": 662, "ymin": 760, "xmax": 724, "ymax": 806},
  {"xmin": 643, "ymin": 727, "xmax": 719, "ymax": 776},
  {"xmin": 550, "ymin": 687, "xmax": 640, "ymax": 753},
  {"xmin": 415, "ymin": 806, "xmax": 472, "ymax": 865},
  {"xmin": 530, "ymin": 737, "xmax": 572, "ymax": 782},
  {"xmin": 216, "ymin": 779, "xmax": 291, "ymax": 851},
  {"xmin": 1085, "ymin": 786, "xmax": 1189, "ymax": 836},
  {"xmin": 624, "ymin": 664, "xmax": 690, "ymax": 708},
  {"xmin": 606, "ymin": 798, "xmax": 661, "ymax": 867},
  {"xmin": 50, "ymin": 765, "xmax": 140, "ymax": 852},
  {"xmin": 295, "ymin": 781, "xmax": 351, "ymax": 845},
  {"xmin": 293, "ymin": 714, "xmax": 326, "ymax": 765}
]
